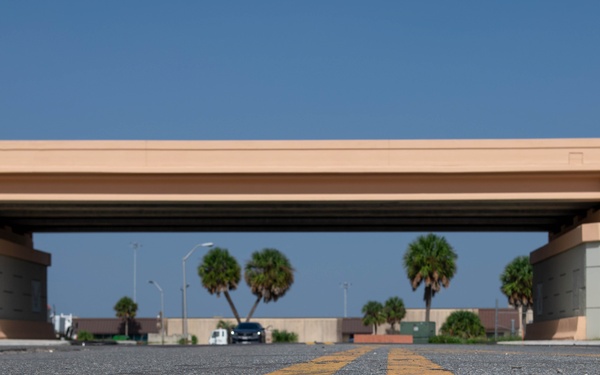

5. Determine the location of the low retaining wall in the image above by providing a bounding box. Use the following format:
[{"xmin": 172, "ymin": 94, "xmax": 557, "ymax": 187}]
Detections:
[
  {"xmin": 354, "ymin": 334, "xmax": 413, "ymax": 344},
  {"xmin": 525, "ymin": 316, "xmax": 586, "ymax": 340}
]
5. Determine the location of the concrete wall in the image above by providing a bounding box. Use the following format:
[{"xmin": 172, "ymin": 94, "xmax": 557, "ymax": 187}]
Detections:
[
  {"xmin": 0, "ymin": 235, "xmax": 50, "ymax": 322},
  {"xmin": 533, "ymin": 244, "xmax": 586, "ymax": 322},
  {"xmin": 168, "ymin": 310, "xmax": 479, "ymax": 344},
  {"xmin": 372, "ymin": 308, "xmax": 478, "ymax": 336},
  {"xmin": 528, "ymin": 223, "xmax": 600, "ymax": 340},
  {"xmin": 166, "ymin": 317, "xmax": 342, "ymax": 344},
  {"xmin": 585, "ymin": 242, "xmax": 600, "ymax": 339},
  {"xmin": 0, "ymin": 230, "xmax": 54, "ymax": 339}
]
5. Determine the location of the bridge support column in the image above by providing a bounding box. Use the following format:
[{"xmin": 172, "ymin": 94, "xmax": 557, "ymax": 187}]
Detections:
[
  {"xmin": 526, "ymin": 223, "xmax": 600, "ymax": 340},
  {"xmin": 0, "ymin": 228, "xmax": 54, "ymax": 339}
]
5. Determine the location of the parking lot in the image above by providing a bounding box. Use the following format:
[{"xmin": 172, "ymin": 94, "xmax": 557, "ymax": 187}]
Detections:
[{"xmin": 1, "ymin": 343, "xmax": 600, "ymax": 374}]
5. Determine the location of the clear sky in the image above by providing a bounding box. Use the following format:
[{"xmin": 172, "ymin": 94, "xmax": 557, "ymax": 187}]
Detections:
[{"xmin": 1, "ymin": 2, "xmax": 598, "ymax": 320}]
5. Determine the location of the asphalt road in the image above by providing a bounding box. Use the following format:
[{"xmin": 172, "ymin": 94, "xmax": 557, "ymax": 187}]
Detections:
[{"xmin": 1, "ymin": 343, "xmax": 599, "ymax": 375}]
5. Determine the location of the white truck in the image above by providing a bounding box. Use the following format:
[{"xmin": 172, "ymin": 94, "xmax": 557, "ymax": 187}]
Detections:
[
  {"xmin": 52, "ymin": 313, "xmax": 76, "ymax": 339},
  {"xmin": 208, "ymin": 328, "xmax": 229, "ymax": 345}
]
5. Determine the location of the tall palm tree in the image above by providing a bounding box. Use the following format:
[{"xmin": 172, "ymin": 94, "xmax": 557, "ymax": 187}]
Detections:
[
  {"xmin": 362, "ymin": 300, "xmax": 385, "ymax": 334},
  {"xmin": 500, "ymin": 255, "xmax": 533, "ymax": 337},
  {"xmin": 403, "ymin": 233, "xmax": 458, "ymax": 322},
  {"xmin": 383, "ymin": 296, "xmax": 406, "ymax": 332},
  {"xmin": 198, "ymin": 247, "xmax": 242, "ymax": 324},
  {"xmin": 244, "ymin": 248, "xmax": 294, "ymax": 322},
  {"xmin": 114, "ymin": 296, "xmax": 137, "ymax": 337}
]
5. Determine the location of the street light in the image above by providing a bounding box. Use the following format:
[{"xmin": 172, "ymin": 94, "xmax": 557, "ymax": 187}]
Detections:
[
  {"xmin": 181, "ymin": 284, "xmax": 189, "ymax": 324},
  {"xmin": 149, "ymin": 280, "xmax": 165, "ymax": 345},
  {"xmin": 130, "ymin": 242, "xmax": 142, "ymax": 303},
  {"xmin": 182, "ymin": 242, "xmax": 213, "ymax": 341},
  {"xmin": 341, "ymin": 282, "xmax": 351, "ymax": 318}
]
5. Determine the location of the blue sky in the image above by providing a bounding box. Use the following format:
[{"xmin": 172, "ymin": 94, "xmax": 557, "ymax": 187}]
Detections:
[{"xmin": 1, "ymin": 2, "xmax": 598, "ymax": 319}]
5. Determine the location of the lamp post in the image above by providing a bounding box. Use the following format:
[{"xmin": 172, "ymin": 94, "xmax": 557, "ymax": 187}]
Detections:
[
  {"xmin": 341, "ymin": 282, "xmax": 351, "ymax": 318},
  {"xmin": 130, "ymin": 242, "xmax": 142, "ymax": 303},
  {"xmin": 181, "ymin": 284, "xmax": 189, "ymax": 324},
  {"xmin": 148, "ymin": 280, "xmax": 164, "ymax": 345},
  {"xmin": 182, "ymin": 242, "xmax": 213, "ymax": 342}
]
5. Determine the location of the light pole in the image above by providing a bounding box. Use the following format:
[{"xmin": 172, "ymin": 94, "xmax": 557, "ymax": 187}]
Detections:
[
  {"xmin": 182, "ymin": 242, "xmax": 213, "ymax": 341},
  {"xmin": 149, "ymin": 280, "xmax": 164, "ymax": 345},
  {"xmin": 130, "ymin": 242, "xmax": 142, "ymax": 303},
  {"xmin": 181, "ymin": 284, "xmax": 189, "ymax": 325},
  {"xmin": 341, "ymin": 282, "xmax": 351, "ymax": 318}
]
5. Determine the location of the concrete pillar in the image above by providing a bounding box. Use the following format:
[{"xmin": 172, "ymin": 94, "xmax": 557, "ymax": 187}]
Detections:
[
  {"xmin": 527, "ymin": 223, "xmax": 600, "ymax": 340},
  {"xmin": 0, "ymin": 228, "xmax": 54, "ymax": 339}
]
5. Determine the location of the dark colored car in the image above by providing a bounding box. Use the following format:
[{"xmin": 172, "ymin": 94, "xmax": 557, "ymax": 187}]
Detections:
[{"xmin": 230, "ymin": 322, "xmax": 266, "ymax": 344}]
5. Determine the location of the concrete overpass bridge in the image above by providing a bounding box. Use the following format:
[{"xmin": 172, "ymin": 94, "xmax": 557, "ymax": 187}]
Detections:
[{"xmin": 1, "ymin": 139, "xmax": 599, "ymax": 340}]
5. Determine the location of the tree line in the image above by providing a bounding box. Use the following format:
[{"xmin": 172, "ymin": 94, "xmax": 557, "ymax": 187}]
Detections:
[
  {"xmin": 112, "ymin": 234, "xmax": 534, "ymax": 339},
  {"xmin": 361, "ymin": 233, "xmax": 533, "ymax": 337}
]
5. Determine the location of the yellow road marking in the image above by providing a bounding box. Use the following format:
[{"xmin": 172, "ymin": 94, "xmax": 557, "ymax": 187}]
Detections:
[
  {"xmin": 387, "ymin": 348, "xmax": 453, "ymax": 375},
  {"xmin": 267, "ymin": 345, "xmax": 377, "ymax": 375}
]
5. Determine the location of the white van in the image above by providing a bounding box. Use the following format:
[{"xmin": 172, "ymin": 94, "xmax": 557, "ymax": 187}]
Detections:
[{"xmin": 208, "ymin": 328, "xmax": 229, "ymax": 345}]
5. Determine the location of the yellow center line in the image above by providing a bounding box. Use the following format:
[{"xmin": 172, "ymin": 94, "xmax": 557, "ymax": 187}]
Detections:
[
  {"xmin": 267, "ymin": 345, "xmax": 378, "ymax": 375},
  {"xmin": 387, "ymin": 348, "xmax": 453, "ymax": 375}
]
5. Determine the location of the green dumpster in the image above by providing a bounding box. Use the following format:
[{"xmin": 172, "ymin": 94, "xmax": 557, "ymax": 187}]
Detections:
[{"xmin": 399, "ymin": 322, "xmax": 436, "ymax": 344}]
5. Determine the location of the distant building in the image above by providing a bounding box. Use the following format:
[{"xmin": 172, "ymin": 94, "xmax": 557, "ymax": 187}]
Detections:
[{"xmin": 74, "ymin": 317, "xmax": 160, "ymax": 341}]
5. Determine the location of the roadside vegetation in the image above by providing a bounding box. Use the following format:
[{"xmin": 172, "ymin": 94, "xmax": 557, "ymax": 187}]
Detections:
[
  {"xmin": 428, "ymin": 311, "xmax": 486, "ymax": 344},
  {"xmin": 114, "ymin": 296, "xmax": 138, "ymax": 338},
  {"xmin": 403, "ymin": 234, "xmax": 457, "ymax": 322},
  {"xmin": 198, "ymin": 247, "xmax": 295, "ymax": 324},
  {"xmin": 272, "ymin": 329, "xmax": 298, "ymax": 343},
  {"xmin": 361, "ymin": 297, "xmax": 406, "ymax": 334},
  {"xmin": 76, "ymin": 330, "xmax": 94, "ymax": 341},
  {"xmin": 440, "ymin": 311, "xmax": 485, "ymax": 339},
  {"xmin": 500, "ymin": 255, "xmax": 533, "ymax": 337},
  {"xmin": 179, "ymin": 335, "xmax": 198, "ymax": 345}
]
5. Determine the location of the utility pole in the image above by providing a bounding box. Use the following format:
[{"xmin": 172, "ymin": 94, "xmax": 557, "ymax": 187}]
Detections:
[
  {"xmin": 494, "ymin": 299, "xmax": 498, "ymax": 341},
  {"xmin": 341, "ymin": 282, "xmax": 351, "ymax": 318}
]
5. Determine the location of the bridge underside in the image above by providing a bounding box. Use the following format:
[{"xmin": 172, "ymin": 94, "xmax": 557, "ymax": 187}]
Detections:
[
  {"xmin": 0, "ymin": 200, "xmax": 597, "ymax": 233},
  {"xmin": 0, "ymin": 139, "xmax": 599, "ymax": 340}
]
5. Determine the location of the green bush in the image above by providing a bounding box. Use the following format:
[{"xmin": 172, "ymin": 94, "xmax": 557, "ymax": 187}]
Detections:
[
  {"xmin": 112, "ymin": 335, "xmax": 129, "ymax": 341},
  {"xmin": 429, "ymin": 335, "xmax": 489, "ymax": 344},
  {"xmin": 440, "ymin": 311, "xmax": 486, "ymax": 339},
  {"xmin": 178, "ymin": 337, "xmax": 186, "ymax": 345},
  {"xmin": 272, "ymin": 329, "xmax": 298, "ymax": 343},
  {"xmin": 77, "ymin": 330, "xmax": 94, "ymax": 341},
  {"xmin": 428, "ymin": 335, "xmax": 462, "ymax": 344},
  {"xmin": 191, "ymin": 335, "xmax": 198, "ymax": 345}
]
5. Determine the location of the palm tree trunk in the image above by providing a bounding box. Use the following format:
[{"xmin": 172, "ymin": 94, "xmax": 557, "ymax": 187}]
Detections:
[
  {"xmin": 246, "ymin": 296, "xmax": 261, "ymax": 322},
  {"xmin": 424, "ymin": 286, "xmax": 432, "ymax": 322},
  {"xmin": 224, "ymin": 291, "xmax": 242, "ymax": 324},
  {"xmin": 125, "ymin": 318, "xmax": 129, "ymax": 337},
  {"xmin": 521, "ymin": 306, "xmax": 527, "ymax": 339}
]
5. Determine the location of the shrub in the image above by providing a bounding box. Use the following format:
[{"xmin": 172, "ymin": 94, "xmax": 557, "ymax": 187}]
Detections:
[
  {"xmin": 428, "ymin": 335, "xmax": 462, "ymax": 344},
  {"xmin": 216, "ymin": 320, "xmax": 236, "ymax": 331},
  {"xmin": 272, "ymin": 329, "xmax": 298, "ymax": 343},
  {"xmin": 440, "ymin": 310, "xmax": 486, "ymax": 339},
  {"xmin": 191, "ymin": 335, "xmax": 198, "ymax": 345},
  {"xmin": 77, "ymin": 330, "xmax": 94, "ymax": 341}
]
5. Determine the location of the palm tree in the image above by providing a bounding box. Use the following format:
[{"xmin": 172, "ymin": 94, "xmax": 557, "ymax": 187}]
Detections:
[
  {"xmin": 383, "ymin": 296, "xmax": 406, "ymax": 332},
  {"xmin": 403, "ymin": 233, "xmax": 458, "ymax": 322},
  {"xmin": 362, "ymin": 301, "xmax": 385, "ymax": 334},
  {"xmin": 198, "ymin": 247, "xmax": 242, "ymax": 324},
  {"xmin": 500, "ymin": 255, "xmax": 533, "ymax": 337},
  {"xmin": 244, "ymin": 248, "xmax": 294, "ymax": 322},
  {"xmin": 114, "ymin": 296, "xmax": 137, "ymax": 337}
]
